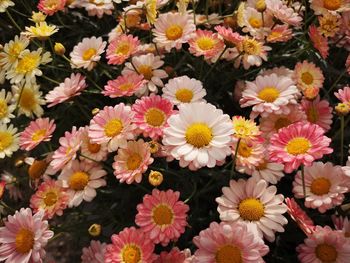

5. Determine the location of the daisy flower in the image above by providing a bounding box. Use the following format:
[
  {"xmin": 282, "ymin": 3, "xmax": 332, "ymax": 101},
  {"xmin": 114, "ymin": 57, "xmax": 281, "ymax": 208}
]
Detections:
[
  {"xmin": 80, "ymin": 126, "xmax": 108, "ymax": 163},
  {"xmin": 319, "ymin": 12, "xmax": 341, "ymax": 37},
  {"xmin": 12, "ymin": 83, "xmax": 45, "ymax": 118},
  {"xmin": 269, "ymin": 121, "xmax": 333, "ymax": 173},
  {"xmin": 19, "ymin": 118, "xmax": 56, "ymax": 151},
  {"xmin": 58, "ymin": 160, "xmax": 107, "ymax": 207},
  {"xmin": 251, "ymin": 157, "xmax": 285, "ymax": 184},
  {"xmin": 193, "ymin": 221, "xmax": 269, "ymax": 263},
  {"xmin": 294, "ymin": 60, "xmax": 325, "ymax": 92},
  {"xmin": 45, "ymin": 73, "xmax": 87, "ymax": 107},
  {"xmin": 122, "ymin": 53, "xmax": 168, "ymax": 93},
  {"xmin": 0, "ymin": 123, "xmax": 19, "ymax": 158},
  {"xmin": 309, "ymin": 25, "xmax": 329, "ymax": 59},
  {"xmin": 215, "ymin": 25, "xmax": 244, "ymax": 46},
  {"xmin": 0, "ymin": 89, "xmax": 15, "ymax": 124},
  {"xmin": 152, "ymin": 12, "xmax": 196, "ymax": 52},
  {"xmin": 233, "ymin": 139, "xmax": 265, "ymax": 173},
  {"xmin": 162, "ymin": 76, "xmax": 206, "ymax": 105},
  {"xmin": 81, "ymin": 240, "xmax": 107, "ymax": 263},
  {"xmin": 1, "ymin": 170, "xmax": 22, "ymax": 201},
  {"xmin": 0, "ymin": 208, "xmax": 54, "ymax": 263},
  {"xmin": 310, "ymin": 0, "xmax": 350, "ymax": 15},
  {"xmin": 38, "ymin": 0, "xmax": 66, "ymax": 15},
  {"xmin": 83, "ymin": 0, "xmax": 114, "ymax": 18},
  {"xmin": 293, "ymin": 162, "xmax": 348, "ymax": 213},
  {"xmin": 333, "ymin": 215, "xmax": 350, "ymax": 238},
  {"xmin": 70, "ymin": 36, "xmax": 107, "ymax": 71},
  {"xmin": 335, "ymin": 86, "xmax": 350, "ymax": 105},
  {"xmin": 240, "ymin": 73, "xmax": 300, "ymax": 119},
  {"xmin": 105, "ymin": 227, "xmax": 156, "ymax": 263},
  {"xmin": 135, "ymin": 189, "xmax": 189, "ymax": 246},
  {"xmin": 188, "ymin": 29, "xmax": 225, "ymax": 60},
  {"xmin": 88, "ymin": 104, "xmax": 136, "ymax": 152},
  {"xmin": 232, "ymin": 115, "xmax": 261, "ymax": 141},
  {"xmin": 50, "ymin": 126, "xmax": 82, "ymax": 173},
  {"xmin": 103, "ymin": 73, "xmax": 145, "ymax": 98},
  {"xmin": 297, "ymin": 226, "xmax": 350, "ymax": 263},
  {"xmin": 106, "ymin": 34, "xmax": 140, "ymax": 65},
  {"xmin": 163, "ymin": 102, "xmax": 233, "ymax": 170},
  {"xmin": 0, "ymin": 35, "xmax": 29, "ymax": 71},
  {"xmin": 112, "ymin": 139, "xmax": 154, "ymax": 184},
  {"xmin": 242, "ymin": 7, "xmax": 273, "ymax": 39},
  {"xmin": 30, "ymin": 11, "xmax": 47, "ymax": 23},
  {"xmin": 23, "ymin": 22, "xmax": 58, "ymax": 40},
  {"xmin": 132, "ymin": 94, "xmax": 175, "ymax": 140},
  {"xmin": 155, "ymin": 248, "xmax": 192, "ymax": 263},
  {"xmin": 0, "ymin": 0, "xmax": 14, "ymax": 13},
  {"xmin": 145, "ymin": 0, "xmax": 157, "ymax": 24},
  {"xmin": 267, "ymin": 25, "xmax": 293, "ymax": 43},
  {"xmin": 266, "ymin": 0, "xmax": 303, "ymax": 26},
  {"xmin": 216, "ymin": 177, "xmax": 288, "ymax": 242},
  {"xmin": 301, "ymin": 96, "xmax": 333, "ymax": 131},
  {"xmin": 30, "ymin": 179, "xmax": 69, "ymax": 219}
]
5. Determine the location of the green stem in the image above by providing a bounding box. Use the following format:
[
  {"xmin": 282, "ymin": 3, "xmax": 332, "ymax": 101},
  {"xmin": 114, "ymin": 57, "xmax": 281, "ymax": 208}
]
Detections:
[
  {"xmin": 184, "ymin": 181, "xmax": 197, "ymax": 204},
  {"xmin": 41, "ymin": 75, "xmax": 60, "ymax": 85},
  {"xmin": 230, "ymin": 138, "xmax": 241, "ymax": 180},
  {"xmin": 6, "ymin": 10, "xmax": 21, "ymax": 31},
  {"xmin": 340, "ymin": 115, "xmax": 345, "ymax": 165},
  {"xmin": 326, "ymin": 69, "xmax": 347, "ymax": 96},
  {"xmin": 0, "ymin": 200, "xmax": 16, "ymax": 212},
  {"xmin": 202, "ymin": 47, "xmax": 227, "ymax": 81}
]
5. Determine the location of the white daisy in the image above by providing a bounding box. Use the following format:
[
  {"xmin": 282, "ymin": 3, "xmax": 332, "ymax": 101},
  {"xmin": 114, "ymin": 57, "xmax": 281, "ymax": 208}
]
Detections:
[
  {"xmin": 0, "ymin": 123, "xmax": 19, "ymax": 158},
  {"xmin": 251, "ymin": 158, "xmax": 285, "ymax": 185},
  {"xmin": 242, "ymin": 7, "xmax": 273, "ymax": 40},
  {"xmin": 82, "ymin": 0, "xmax": 114, "ymax": 18},
  {"xmin": 0, "ymin": 35, "xmax": 29, "ymax": 71},
  {"xmin": 0, "ymin": 0, "xmax": 14, "ymax": 13},
  {"xmin": 0, "ymin": 89, "xmax": 15, "ymax": 124}
]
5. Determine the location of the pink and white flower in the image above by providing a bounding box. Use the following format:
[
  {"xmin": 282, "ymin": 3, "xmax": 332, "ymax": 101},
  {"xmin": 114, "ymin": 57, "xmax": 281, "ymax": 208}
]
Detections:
[
  {"xmin": 106, "ymin": 34, "xmax": 140, "ymax": 65},
  {"xmin": 38, "ymin": 0, "xmax": 66, "ymax": 15},
  {"xmin": 103, "ymin": 73, "xmax": 146, "ymax": 98},
  {"xmin": 81, "ymin": 240, "xmax": 107, "ymax": 263}
]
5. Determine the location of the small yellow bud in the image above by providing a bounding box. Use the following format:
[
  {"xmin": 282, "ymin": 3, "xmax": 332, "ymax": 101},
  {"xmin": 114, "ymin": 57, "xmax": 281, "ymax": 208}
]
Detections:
[
  {"xmin": 88, "ymin": 224, "xmax": 102, "ymax": 237},
  {"xmin": 15, "ymin": 159, "xmax": 24, "ymax": 168},
  {"xmin": 335, "ymin": 103, "xmax": 350, "ymax": 116},
  {"xmin": 256, "ymin": 0, "xmax": 267, "ymax": 12},
  {"xmin": 28, "ymin": 159, "xmax": 48, "ymax": 180},
  {"xmin": 31, "ymin": 11, "xmax": 47, "ymax": 23},
  {"xmin": 303, "ymin": 87, "xmax": 319, "ymax": 100},
  {"xmin": 148, "ymin": 141, "xmax": 160, "ymax": 154},
  {"xmin": 92, "ymin": 108, "xmax": 100, "ymax": 115},
  {"xmin": 148, "ymin": 170, "xmax": 163, "ymax": 187},
  {"xmin": 54, "ymin": 43, "xmax": 66, "ymax": 56}
]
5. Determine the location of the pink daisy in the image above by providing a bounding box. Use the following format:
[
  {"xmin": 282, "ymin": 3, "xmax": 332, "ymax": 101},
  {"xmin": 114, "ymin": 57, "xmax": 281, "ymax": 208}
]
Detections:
[
  {"xmin": 335, "ymin": 86, "xmax": 350, "ymax": 105},
  {"xmin": 214, "ymin": 25, "xmax": 244, "ymax": 46},
  {"xmin": 30, "ymin": 179, "xmax": 69, "ymax": 219},
  {"xmin": 83, "ymin": 0, "xmax": 114, "ymax": 18},
  {"xmin": 79, "ymin": 126, "xmax": 108, "ymax": 163},
  {"xmin": 45, "ymin": 73, "xmax": 87, "ymax": 107},
  {"xmin": 38, "ymin": 0, "xmax": 66, "ymax": 15},
  {"xmin": 132, "ymin": 94, "xmax": 175, "ymax": 140},
  {"xmin": 20, "ymin": 118, "xmax": 56, "ymax": 151},
  {"xmin": 267, "ymin": 25, "xmax": 293, "ymax": 43},
  {"xmin": 193, "ymin": 221, "xmax": 269, "ymax": 263},
  {"xmin": 269, "ymin": 121, "xmax": 333, "ymax": 173},
  {"xmin": 155, "ymin": 248, "xmax": 192, "ymax": 263},
  {"xmin": 332, "ymin": 215, "xmax": 350, "ymax": 238},
  {"xmin": 88, "ymin": 104, "xmax": 136, "ymax": 152},
  {"xmin": 106, "ymin": 34, "xmax": 140, "ymax": 65},
  {"xmin": 81, "ymin": 240, "xmax": 107, "ymax": 263},
  {"xmin": 135, "ymin": 189, "xmax": 189, "ymax": 246},
  {"xmin": 301, "ymin": 96, "xmax": 333, "ymax": 131},
  {"xmin": 310, "ymin": 0, "xmax": 350, "ymax": 15},
  {"xmin": 105, "ymin": 227, "xmax": 156, "ymax": 263},
  {"xmin": 266, "ymin": 0, "xmax": 303, "ymax": 26},
  {"xmin": 309, "ymin": 25, "xmax": 329, "ymax": 59},
  {"xmin": 112, "ymin": 139, "xmax": 154, "ymax": 184},
  {"xmin": 233, "ymin": 139, "xmax": 265, "ymax": 173},
  {"xmin": 294, "ymin": 60, "xmax": 325, "ymax": 92},
  {"xmin": 188, "ymin": 29, "xmax": 225, "ymax": 60},
  {"xmin": 50, "ymin": 126, "xmax": 82, "ymax": 173},
  {"xmin": 0, "ymin": 208, "xmax": 54, "ymax": 263},
  {"xmin": 103, "ymin": 73, "xmax": 145, "ymax": 98},
  {"xmin": 297, "ymin": 226, "xmax": 350, "ymax": 263}
]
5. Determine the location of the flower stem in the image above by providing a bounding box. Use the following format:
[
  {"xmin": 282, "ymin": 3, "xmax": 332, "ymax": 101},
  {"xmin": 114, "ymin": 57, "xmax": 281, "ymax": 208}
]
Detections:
[
  {"xmin": 6, "ymin": 10, "xmax": 21, "ymax": 31},
  {"xmin": 230, "ymin": 138, "xmax": 241, "ymax": 180}
]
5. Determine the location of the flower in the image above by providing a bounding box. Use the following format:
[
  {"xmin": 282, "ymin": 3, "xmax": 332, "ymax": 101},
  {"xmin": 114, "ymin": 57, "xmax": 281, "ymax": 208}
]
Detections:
[
  {"xmin": 105, "ymin": 227, "xmax": 156, "ymax": 263},
  {"xmin": 0, "ymin": 35, "xmax": 29, "ymax": 71},
  {"xmin": 294, "ymin": 60, "xmax": 325, "ymax": 92},
  {"xmin": 267, "ymin": 25, "xmax": 293, "ymax": 43},
  {"xmin": 112, "ymin": 139, "xmax": 153, "ymax": 184},
  {"xmin": 80, "ymin": 126, "xmax": 108, "ymax": 163},
  {"xmin": 163, "ymin": 102, "xmax": 233, "ymax": 170},
  {"xmin": 30, "ymin": 11, "xmax": 47, "ymax": 23},
  {"xmin": 162, "ymin": 76, "xmax": 206, "ymax": 105},
  {"xmin": 242, "ymin": 6, "xmax": 273, "ymax": 39},
  {"xmin": 266, "ymin": 0, "xmax": 303, "ymax": 26},
  {"xmin": 0, "ymin": 123, "xmax": 19, "ymax": 158},
  {"xmin": 106, "ymin": 34, "xmax": 139, "ymax": 65},
  {"xmin": 38, "ymin": 0, "xmax": 66, "ymax": 15},
  {"xmin": 232, "ymin": 115, "xmax": 261, "ymax": 140},
  {"xmin": 269, "ymin": 121, "xmax": 333, "ymax": 173},
  {"xmin": 216, "ymin": 177, "xmax": 288, "ymax": 242},
  {"xmin": 0, "ymin": 208, "xmax": 54, "ymax": 263},
  {"xmin": 155, "ymin": 248, "xmax": 192, "ymax": 263},
  {"xmin": 193, "ymin": 221, "xmax": 269, "ymax": 263},
  {"xmin": 20, "ymin": 117, "xmax": 56, "ymax": 151},
  {"xmin": 23, "ymin": 22, "xmax": 58, "ymax": 40},
  {"xmin": 45, "ymin": 73, "xmax": 87, "ymax": 107},
  {"xmin": 333, "ymin": 215, "xmax": 350, "ymax": 238},
  {"xmin": 0, "ymin": 89, "xmax": 15, "ymax": 124},
  {"xmin": 233, "ymin": 139, "xmax": 265, "ymax": 172},
  {"xmin": 132, "ymin": 94, "xmax": 175, "ymax": 139},
  {"xmin": 81, "ymin": 240, "xmax": 107, "ymax": 263},
  {"xmin": 103, "ymin": 73, "xmax": 145, "ymax": 98},
  {"xmin": 297, "ymin": 226, "xmax": 350, "ymax": 263},
  {"xmin": 240, "ymin": 73, "xmax": 300, "ymax": 119},
  {"xmin": 83, "ymin": 0, "xmax": 114, "ymax": 18},
  {"xmin": 153, "ymin": 12, "xmax": 195, "ymax": 52},
  {"xmin": 70, "ymin": 36, "xmax": 107, "ymax": 71},
  {"xmin": 1, "ymin": 170, "xmax": 22, "ymax": 201},
  {"xmin": 135, "ymin": 189, "xmax": 189, "ymax": 246},
  {"xmin": 88, "ymin": 104, "xmax": 136, "ymax": 152},
  {"xmin": 301, "ymin": 96, "xmax": 333, "ymax": 131},
  {"xmin": 58, "ymin": 160, "xmax": 107, "ymax": 207},
  {"xmin": 145, "ymin": 0, "xmax": 157, "ymax": 24},
  {"xmin": 309, "ymin": 25, "xmax": 329, "ymax": 59},
  {"xmin": 293, "ymin": 162, "xmax": 348, "ymax": 213},
  {"xmin": 319, "ymin": 12, "xmax": 341, "ymax": 37},
  {"xmin": 251, "ymin": 158, "xmax": 285, "ymax": 184},
  {"xmin": 215, "ymin": 25, "xmax": 244, "ymax": 46},
  {"xmin": 335, "ymin": 86, "xmax": 350, "ymax": 105},
  {"xmin": 0, "ymin": 0, "xmax": 14, "ymax": 13},
  {"xmin": 310, "ymin": 0, "xmax": 350, "ymax": 15},
  {"xmin": 30, "ymin": 179, "xmax": 69, "ymax": 219}
]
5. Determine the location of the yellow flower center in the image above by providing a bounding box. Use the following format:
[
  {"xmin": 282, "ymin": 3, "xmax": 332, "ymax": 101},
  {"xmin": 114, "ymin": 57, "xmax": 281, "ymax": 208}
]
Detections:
[
  {"xmin": 145, "ymin": 108, "xmax": 166, "ymax": 127},
  {"xmin": 165, "ymin": 24, "xmax": 183, "ymax": 40},
  {"xmin": 19, "ymin": 87, "xmax": 36, "ymax": 111},
  {"xmin": 215, "ymin": 244, "xmax": 242, "ymax": 263},
  {"xmin": 152, "ymin": 204, "xmax": 173, "ymax": 226},
  {"xmin": 31, "ymin": 129, "xmax": 46, "ymax": 142},
  {"xmin": 237, "ymin": 141, "xmax": 253, "ymax": 158},
  {"xmin": 115, "ymin": 43, "xmax": 130, "ymax": 55},
  {"xmin": 310, "ymin": 177, "xmax": 331, "ymax": 196},
  {"xmin": 242, "ymin": 38, "xmax": 261, "ymax": 55},
  {"xmin": 43, "ymin": 191, "xmax": 58, "ymax": 206},
  {"xmin": 249, "ymin": 17, "xmax": 263, "ymax": 28},
  {"xmin": 119, "ymin": 83, "xmax": 133, "ymax": 91},
  {"xmin": 138, "ymin": 65, "xmax": 153, "ymax": 80},
  {"xmin": 238, "ymin": 198, "xmax": 265, "ymax": 221},
  {"xmin": 69, "ymin": 171, "xmax": 89, "ymax": 191},
  {"xmin": 9, "ymin": 42, "xmax": 24, "ymax": 58},
  {"xmin": 286, "ymin": 137, "xmax": 311, "ymax": 155},
  {"xmin": 274, "ymin": 117, "xmax": 292, "ymax": 131},
  {"xmin": 82, "ymin": 48, "xmax": 97, "ymax": 61},
  {"xmin": 15, "ymin": 228, "xmax": 34, "ymax": 254},
  {"xmin": 87, "ymin": 141, "xmax": 101, "ymax": 153},
  {"xmin": 315, "ymin": 243, "xmax": 338, "ymax": 262},
  {"xmin": 28, "ymin": 160, "xmax": 48, "ymax": 180},
  {"xmin": 268, "ymin": 31, "xmax": 282, "ymax": 40},
  {"xmin": 323, "ymin": 0, "xmax": 341, "ymax": 11},
  {"xmin": 126, "ymin": 153, "xmax": 142, "ymax": 170},
  {"xmin": 16, "ymin": 53, "xmax": 40, "ymax": 74},
  {"xmin": 301, "ymin": 72, "xmax": 314, "ymax": 85},
  {"xmin": 307, "ymin": 106, "xmax": 319, "ymax": 123},
  {"xmin": 104, "ymin": 119, "xmax": 123, "ymax": 137},
  {"xmin": 196, "ymin": 37, "xmax": 215, "ymax": 51},
  {"xmin": 0, "ymin": 131, "xmax": 13, "ymax": 151},
  {"xmin": 185, "ymin": 123, "xmax": 213, "ymax": 148},
  {"xmin": 258, "ymin": 87, "xmax": 280, "ymax": 103},
  {"xmin": 122, "ymin": 244, "xmax": 141, "ymax": 263},
  {"xmin": 0, "ymin": 99, "xmax": 8, "ymax": 119},
  {"xmin": 175, "ymin": 88, "xmax": 194, "ymax": 103}
]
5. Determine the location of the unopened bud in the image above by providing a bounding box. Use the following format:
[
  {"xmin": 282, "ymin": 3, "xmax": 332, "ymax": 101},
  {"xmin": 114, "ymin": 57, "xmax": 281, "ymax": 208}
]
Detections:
[
  {"xmin": 88, "ymin": 224, "xmax": 102, "ymax": 237},
  {"xmin": 335, "ymin": 103, "xmax": 349, "ymax": 116},
  {"xmin": 92, "ymin": 108, "xmax": 100, "ymax": 115},
  {"xmin": 303, "ymin": 87, "xmax": 319, "ymax": 100},
  {"xmin": 148, "ymin": 141, "xmax": 160, "ymax": 154},
  {"xmin": 148, "ymin": 170, "xmax": 163, "ymax": 187},
  {"xmin": 28, "ymin": 159, "xmax": 48, "ymax": 180},
  {"xmin": 256, "ymin": 0, "xmax": 267, "ymax": 12},
  {"xmin": 54, "ymin": 42, "xmax": 65, "ymax": 55}
]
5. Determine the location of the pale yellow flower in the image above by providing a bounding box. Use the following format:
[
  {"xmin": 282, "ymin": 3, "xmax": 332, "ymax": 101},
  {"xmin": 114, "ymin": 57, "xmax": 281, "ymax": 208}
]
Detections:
[{"xmin": 23, "ymin": 22, "xmax": 58, "ymax": 40}]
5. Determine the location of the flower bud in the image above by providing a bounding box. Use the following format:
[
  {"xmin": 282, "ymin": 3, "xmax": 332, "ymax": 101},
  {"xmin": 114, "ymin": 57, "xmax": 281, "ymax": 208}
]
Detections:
[
  {"xmin": 54, "ymin": 42, "xmax": 66, "ymax": 56},
  {"xmin": 88, "ymin": 224, "xmax": 102, "ymax": 237},
  {"xmin": 335, "ymin": 103, "xmax": 349, "ymax": 116},
  {"xmin": 256, "ymin": 0, "xmax": 267, "ymax": 12},
  {"xmin": 148, "ymin": 141, "xmax": 160, "ymax": 154},
  {"xmin": 28, "ymin": 159, "xmax": 48, "ymax": 180},
  {"xmin": 92, "ymin": 108, "xmax": 100, "ymax": 115},
  {"xmin": 148, "ymin": 170, "xmax": 163, "ymax": 187}
]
